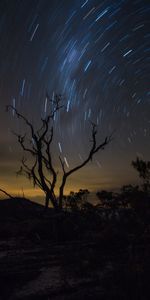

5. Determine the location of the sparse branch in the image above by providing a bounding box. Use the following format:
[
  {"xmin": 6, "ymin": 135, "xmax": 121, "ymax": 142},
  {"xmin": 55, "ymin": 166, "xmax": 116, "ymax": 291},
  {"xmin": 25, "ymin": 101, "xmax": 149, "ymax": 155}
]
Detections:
[
  {"xmin": 12, "ymin": 131, "xmax": 36, "ymax": 156},
  {"xmin": 46, "ymin": 93, "xmax": 64, "ymax": 118},
  {"xmin": 39, "ymin": 116, "xmax": 50, "ymax": 142},
  {"xmin": 66, "ymin": 124, "xmax": 111, "ymax": 177},
  {"xmin": 18, "ymin": 157, "xmax": 43, "ymax": 189},
  {"xmin": 6, "ymin": 105, "xmax": 36, "ymax": 140},
  {"xmin": 44, "ymin": 135, "xmax": 57, "ymax": 191},
  {"xmin": 59, "ymin": 156, "xmax": 66, "ymax": 174},
  {"xmin": 0, "ymin": 188, "xmax": 14, "ymax": 199},
  {"xmin": 43, "ymin": 175, "xmax": 52, "ymax": 187},
  {"xmin": 59, "ymin": 123, "xmax": 112, "ymax": 208}
]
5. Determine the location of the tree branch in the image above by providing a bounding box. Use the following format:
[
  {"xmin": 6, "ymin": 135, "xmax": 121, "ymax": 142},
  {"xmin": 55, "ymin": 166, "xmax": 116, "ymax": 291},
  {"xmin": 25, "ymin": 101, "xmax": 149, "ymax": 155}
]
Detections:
[
  {"xmin": 59, "ymin": 156, "xmax": 66, "ymax": 174},
  {"xmin": 58, "ymin": 123, "xmax": 112, "ymax": 208},
  {"xmin": 6, "ymin": 105, "xmax": 36, "ymax": 139},
  {"xmin": 12, "ymin": 131, "xmax": 36, "ymax": 156},
  {"xmin": 0, "ymin": 188, "xmax": 14, "ymax": 199},
  {"xmin": 66, "ymin": 124, "xmax": 112, "ymax": 178}
]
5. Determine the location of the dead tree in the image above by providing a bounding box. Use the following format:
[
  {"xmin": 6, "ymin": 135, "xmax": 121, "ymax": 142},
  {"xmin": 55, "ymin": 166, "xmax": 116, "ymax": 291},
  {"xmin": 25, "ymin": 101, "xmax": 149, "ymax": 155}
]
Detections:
[{"xmin": 7, "ymin": 94, "xmax": 112, "ymax": 210}]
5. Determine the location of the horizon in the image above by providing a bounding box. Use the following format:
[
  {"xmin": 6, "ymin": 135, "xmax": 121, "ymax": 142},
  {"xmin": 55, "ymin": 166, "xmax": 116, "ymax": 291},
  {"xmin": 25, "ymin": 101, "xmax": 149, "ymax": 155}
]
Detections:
[{"xmin": 0, "ymin": 0, "xmax": 149, "ymax": 201}]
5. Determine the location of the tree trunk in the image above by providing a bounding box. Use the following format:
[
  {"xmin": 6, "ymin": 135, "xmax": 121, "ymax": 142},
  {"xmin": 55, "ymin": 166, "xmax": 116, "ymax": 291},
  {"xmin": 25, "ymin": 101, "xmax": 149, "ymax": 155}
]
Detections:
[
  {"xmin": 45, "ymin": 192, "xmax": 59, "ymax": 211},
  {"xmin": 45, "ymin": 194, "xmax": 49, "ymax": 210},
  {"xmin": 59, "ymin": 176, "xmax": 67, "ymax": 209}
]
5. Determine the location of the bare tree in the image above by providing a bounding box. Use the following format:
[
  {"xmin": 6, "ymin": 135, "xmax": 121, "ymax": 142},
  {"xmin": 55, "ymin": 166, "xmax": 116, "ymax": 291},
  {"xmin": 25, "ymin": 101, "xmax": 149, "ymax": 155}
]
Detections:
[{"xmin": 6, "ymin": 94, "xmax": 112, "ymax": 210}]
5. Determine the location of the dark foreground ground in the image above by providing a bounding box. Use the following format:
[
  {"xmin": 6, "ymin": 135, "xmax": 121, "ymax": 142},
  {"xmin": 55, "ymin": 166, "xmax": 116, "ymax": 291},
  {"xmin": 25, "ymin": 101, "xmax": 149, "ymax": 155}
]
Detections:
[{"xmin": 0, "ymin": 198, "xmax": 150, "ymax": 300}]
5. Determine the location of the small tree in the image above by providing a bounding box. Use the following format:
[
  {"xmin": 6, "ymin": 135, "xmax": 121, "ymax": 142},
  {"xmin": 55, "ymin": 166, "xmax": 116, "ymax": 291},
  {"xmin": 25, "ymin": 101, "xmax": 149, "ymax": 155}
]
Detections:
[
  {"xmin": 96, "ymin": 190, "xmax": 114, "ymax": 208},
  {"xmin": 7, "ymin": 94, "xmax": 111, "ymax": 210},
  {"xmin": 63, "ymin": 189, "xmax": 90, "ymax": 211},
  {"xmin": 119, "ymin": 185, "xmax": 139, "ymax": 208},
  {"xmin": 132, "ymin": 157, "xmax": 150, "ymax": 192}
]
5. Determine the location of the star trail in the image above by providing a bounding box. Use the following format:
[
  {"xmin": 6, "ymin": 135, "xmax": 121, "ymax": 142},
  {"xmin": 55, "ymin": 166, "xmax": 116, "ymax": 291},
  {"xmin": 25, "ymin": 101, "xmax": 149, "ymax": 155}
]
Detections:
[{"xmin": 0, "ymin": 0, "xmax": 149, "ymax": 200}]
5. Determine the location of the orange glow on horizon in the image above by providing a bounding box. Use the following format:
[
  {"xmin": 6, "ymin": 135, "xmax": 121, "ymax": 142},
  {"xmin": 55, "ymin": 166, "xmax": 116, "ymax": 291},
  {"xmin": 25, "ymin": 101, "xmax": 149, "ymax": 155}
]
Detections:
[{"xmin": 0, "ymin": 163, "xmax": 138, "ymax": 201}]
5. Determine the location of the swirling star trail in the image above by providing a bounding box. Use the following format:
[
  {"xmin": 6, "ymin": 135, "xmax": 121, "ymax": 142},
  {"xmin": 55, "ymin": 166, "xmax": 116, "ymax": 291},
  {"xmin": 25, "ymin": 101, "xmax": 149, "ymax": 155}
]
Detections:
[{"xmin": 0, "ymin": 0, "xmax": 149, "ymax": 200}]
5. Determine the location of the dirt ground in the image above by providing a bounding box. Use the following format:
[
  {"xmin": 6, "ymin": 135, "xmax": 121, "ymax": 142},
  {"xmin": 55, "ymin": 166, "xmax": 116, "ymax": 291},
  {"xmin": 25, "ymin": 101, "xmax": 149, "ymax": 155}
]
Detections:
[{"xmin": 0, "ymin": 199, "xmax": 150, "ymax": 299}]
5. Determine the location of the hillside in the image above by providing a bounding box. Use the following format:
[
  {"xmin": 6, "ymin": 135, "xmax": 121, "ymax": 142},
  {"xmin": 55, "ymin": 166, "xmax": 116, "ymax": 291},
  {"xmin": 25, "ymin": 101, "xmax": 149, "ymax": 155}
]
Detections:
[
  {"xmin": 0, "ymin": 197, "xmax": 45, "ymax": 220},
  {"xmin": 0, "ymin": 196, "xmax": 150, "ymax": 299}
]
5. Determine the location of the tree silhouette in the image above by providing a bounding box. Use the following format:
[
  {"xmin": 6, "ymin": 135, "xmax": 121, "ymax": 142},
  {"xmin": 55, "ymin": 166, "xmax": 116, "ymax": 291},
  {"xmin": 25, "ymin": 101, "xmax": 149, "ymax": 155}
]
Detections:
[
  {"xmin": 63, "ymin": 189, "xmax": 90, "ymax": 211},
  {"xmin": 132, "ymin": 157, "xmax": 150, "ymax": 192},
  {"xmin": 96, "ymin": 190, "xmax": 114, "ymax": 208},
  {"xmin": 6, "ymin": 94, "xmax": 111, "ymax": 210},
  {"xmin": 119, "ymin": 185, "xmax": 139, "ymax": 208}
]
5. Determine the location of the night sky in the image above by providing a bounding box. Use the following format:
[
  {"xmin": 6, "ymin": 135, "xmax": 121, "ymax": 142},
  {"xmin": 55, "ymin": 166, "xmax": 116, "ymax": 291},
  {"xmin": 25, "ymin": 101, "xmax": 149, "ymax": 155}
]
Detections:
[{"xmin": 0, "ymin": 0, "xmax": 149, "ymax": 201}]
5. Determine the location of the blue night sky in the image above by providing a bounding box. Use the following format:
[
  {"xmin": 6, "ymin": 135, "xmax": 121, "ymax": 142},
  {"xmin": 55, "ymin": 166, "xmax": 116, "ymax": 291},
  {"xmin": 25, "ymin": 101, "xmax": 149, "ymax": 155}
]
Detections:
[{"xmin": 0, "ymin": 0, "xmax": 149, "ymax": 200}]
